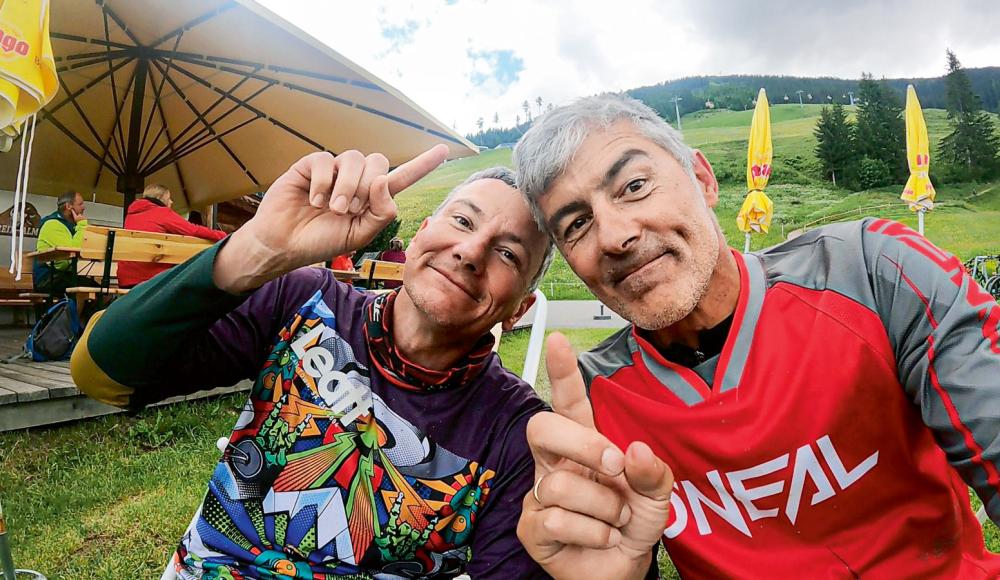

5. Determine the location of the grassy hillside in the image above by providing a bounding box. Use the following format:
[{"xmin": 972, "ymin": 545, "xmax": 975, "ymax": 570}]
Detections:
[{"xmin": 399, "ymin": 105, "xmax": 1000, "ymax": 299}]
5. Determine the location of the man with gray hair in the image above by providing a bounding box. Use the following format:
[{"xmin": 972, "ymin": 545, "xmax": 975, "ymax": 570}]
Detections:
[
  {"xmin": 513, "ymin": 94, "xmax": 1000, "ymax": 577},
  {"xmin": 72, "ymin": 146, "xmax": 556, "ymax": 578},
  {"xmin": 33, "ymin": 190, "xmax": 91, "ymax": 295}
]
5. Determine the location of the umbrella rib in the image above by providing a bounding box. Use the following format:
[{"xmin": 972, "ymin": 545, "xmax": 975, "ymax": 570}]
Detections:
[
  {"xmin": 153, "ymin": 50, "xmax": 386, "ymax": 93},
  {"xmin": 56, "ymin": 75, "xmax": 124, "ymax": 174},
  {"xmin": 138, "ymin": 33, "xmax": 186, "ymax": 162},
  {"xmin": 145, "ymin": 60, "xmax": 260, "ymax": 186},
  {"xmin": 41, "ymin": 113, "xmax": 122, "ymax": 174},
  {"xmin": 56, "ymin": 53, "xmax": 129, "ymax": 74},
  {"xmin": 142, "ymin": 73, "xmax": 271, "ymax": 171},
  {"xmin": 102, "ymin": 9, "xmax": 128, "ymax": 164},
  {"xmin": 37, "ymin": 57, "xmax": 134, "ymax": 130},
  {"xmin": 93, "ymin": 67, "xmax": 140, "ymax": 187},
  {"xmin": 161, "ymin": 53, "xmax": 462, "ymax": 146},
  {"xmin": 50, "ymin": 32, "xmax": 132, "ymax": 51},
  {"xmin": 150, "ymin": 90, "xmax": 189, "ymax": 197},
  {"xmin": 149, "ymin": 1, "xmax": 238, "ymax": 49},
  {"xmin": 165, "ymin": 60, "xmax": 325, "ymax": 151},
  {"xmin": 96, "ymin": 0, "xmax": 142, "ymax": 46},
  {"xmin": 148, "ymin": 116, "xmax": 261, "ymax": 185}
]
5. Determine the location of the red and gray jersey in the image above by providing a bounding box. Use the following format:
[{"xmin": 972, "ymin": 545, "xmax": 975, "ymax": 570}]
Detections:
[{"xmin": 580, "ymin": 219, "xmax": 1000, "ymax": 578}]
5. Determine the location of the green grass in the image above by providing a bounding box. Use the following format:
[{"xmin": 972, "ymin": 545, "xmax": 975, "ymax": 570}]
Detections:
[{"xmin": 399, "ymin": 105, "xmax": 1000, "ymax": 299}]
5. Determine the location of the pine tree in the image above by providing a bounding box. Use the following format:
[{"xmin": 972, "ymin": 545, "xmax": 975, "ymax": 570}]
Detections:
[
  {"xmin": 939, "ymin": 50, "xmax": 1000, "ymax": 181},
  {"xmin": 853, "ymin": 73, "xmax": 907, "ymax": 185},
  {"xmin": 814, "ymin": 104, "xmax": 855, "ymax": 187}
]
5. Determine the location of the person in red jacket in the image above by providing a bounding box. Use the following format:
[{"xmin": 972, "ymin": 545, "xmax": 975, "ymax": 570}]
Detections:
[{"xmin": 118, "ymin": 184, "xmax": 227, "ymax": 288}]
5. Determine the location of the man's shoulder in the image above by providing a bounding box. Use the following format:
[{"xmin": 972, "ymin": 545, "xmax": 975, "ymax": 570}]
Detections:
[
  {"xmin": 477, "ymin": 355, "xmax": 549, "ymax": 415},
  {"xmin": 578, "ymin": 325, "xmax": 634, "ymax": 384}
]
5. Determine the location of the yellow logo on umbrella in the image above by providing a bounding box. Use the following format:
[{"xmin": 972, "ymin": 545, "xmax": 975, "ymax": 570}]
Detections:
[
  {"xmin": 900, "ymin": 84, "xmax": 935, "ymax": 211},
  {"xmin": 738, "ymin": 88, "xmax": 775, "ymax": 238}
]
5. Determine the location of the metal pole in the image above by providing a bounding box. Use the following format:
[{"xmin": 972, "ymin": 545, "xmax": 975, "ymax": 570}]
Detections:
[
  {"xmin": 744, "ymin": 232, "xmax": 751, "ymax": 253},
  {"xmin": 521, "ymin": 289, "xmax": 549, "ymax": 388},
  {"xmin": 918, "ymin": 209, "xmax": 925, "ymax": 235},
  {"xmin": 0, "ymin": 500, "xmax": 15, "ymax": 580},
  {"xmin": 118, "ymin": 56, "xmax": 149, "ymax": 218},
  {"xmin": 671, "ymin": 96, "xmax": 683, "ymax": 131},
  {"xmin": 796, "ymin": 90, "xmax": 804, "ymax": 108}
]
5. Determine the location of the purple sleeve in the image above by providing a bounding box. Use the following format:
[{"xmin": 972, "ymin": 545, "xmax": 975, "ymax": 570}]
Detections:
[{"xmin": 467, "ymin": 406, "xmax": 550, "ymax": 579}]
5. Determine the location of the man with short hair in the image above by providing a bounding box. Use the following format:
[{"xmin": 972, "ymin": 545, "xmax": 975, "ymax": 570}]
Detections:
[
  {"xmin": 118, "ymin": 183, "xmax": 227, "ymax": 288},
  {"xmin": 72, "ymin": 146, "xmax": 555, "ymax": 578},
  {"xmin": 512, "ymin": 94, "xmax": 1000, "ymax": 578},
  {"xmin": 33, "ymin": 190, "xmax": 89, "ymax": 295}
]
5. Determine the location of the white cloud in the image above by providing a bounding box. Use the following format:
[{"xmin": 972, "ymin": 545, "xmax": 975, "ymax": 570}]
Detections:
[{"xmin": 260, "ymin": 0, "xmax": 1000, "ymax": 134}]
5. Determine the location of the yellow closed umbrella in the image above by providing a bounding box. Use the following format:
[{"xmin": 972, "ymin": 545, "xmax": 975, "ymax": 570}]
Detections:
[
  {"xmin": 900, "ymin": 84, "xmax": 935, "ymax": 235},
  {"xmin": 0, "ymin": 0, "xmax": 57, "ymax": 279},
  {"xmin": 737, "ymin": 88, "xmax": 774, "ymax": 252},
  {"xmin": 0, "ymin": 0, "xmax": 57, "ymax": 144}
]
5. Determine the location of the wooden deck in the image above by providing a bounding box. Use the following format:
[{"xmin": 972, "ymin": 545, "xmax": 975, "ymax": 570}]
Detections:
[{"xmin": 0, "ymin": 328, "xmax": 250, "ymax": 432}]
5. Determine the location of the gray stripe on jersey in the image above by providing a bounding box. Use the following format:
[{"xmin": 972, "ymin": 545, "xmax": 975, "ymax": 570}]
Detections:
[
  {"xmin": 719, "ymin": 253, "xmax": 767, "ymax": 393},
  {"xmin": 628, "ymin": 332, "xmax": 705, "ymax": 406}
]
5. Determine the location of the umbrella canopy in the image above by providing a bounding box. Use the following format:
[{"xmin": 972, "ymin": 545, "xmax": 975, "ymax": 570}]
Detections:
[
  {"xmin": 0, "ymin": 0, "xmax": 476, "ymax": 213},
  {"xmin": 901, "ymin": 84, "xmax": 934, "ymax": 213},
  {"xmin": 0, "ymin": 0, "xmax": 57, "ymax": 145},
  {"xmin": 737, "ymin": 88, "xmax": 774, "ymax": 247}
]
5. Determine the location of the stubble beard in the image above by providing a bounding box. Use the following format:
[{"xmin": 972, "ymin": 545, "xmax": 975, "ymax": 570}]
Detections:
[{"xmin": 606, "ymin": 227, "xmax": 720, "ymax": 331}]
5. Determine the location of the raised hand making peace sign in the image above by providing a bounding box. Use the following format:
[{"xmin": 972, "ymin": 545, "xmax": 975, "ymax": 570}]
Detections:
[
  {"xmin": 517, "ymin": 333, "xmax": 675, "ymax": 580},
  {"xmin": 213, "ymin": 145, "xmax": 448, "ymax": 293}
]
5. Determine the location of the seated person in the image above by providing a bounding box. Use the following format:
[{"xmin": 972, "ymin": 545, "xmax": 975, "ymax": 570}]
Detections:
[
  {"xmin": 71, "ymin": 148, "xmax": 555, "ymax": 578},
  {"xmin": 33, "ymin": 190, "xmax": 95, "ymax": 295},
  {"xmin": 379, "ymin": 237, "xmax": 406, "ymax": 289},
  {"xmin": 117, "ymin": 184, "xmax": 227, "ymax": 288}
]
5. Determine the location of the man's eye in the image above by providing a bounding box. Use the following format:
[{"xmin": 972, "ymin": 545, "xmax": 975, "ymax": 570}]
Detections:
[
  {"xmin": 499, "ymin": 248, "xmax": 517, "ymax": 262},
  {"xmin": 626, "ymin": 179, "xmax": 646, "ymax": 194},
  {"xmin": 454, "ymin": 215, "xmax": 471, "ymax": 227},
  {"xmin": 564, "ymin": 216, "xmax": 588, "ymax": 239}
]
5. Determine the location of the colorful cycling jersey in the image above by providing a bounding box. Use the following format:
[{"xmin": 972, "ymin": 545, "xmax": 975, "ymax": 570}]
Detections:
[
  {"xmin": 580, "ymin": 219, "xmax": 1000, "ymax": 578},
  {"xmin": 72, "ymin": 243, "xmax": 548, "ymax": 579}
]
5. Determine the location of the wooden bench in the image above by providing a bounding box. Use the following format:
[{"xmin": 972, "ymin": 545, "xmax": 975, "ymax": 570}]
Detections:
[
  {"xmin": 356, "ymin": 259, "xmax": 404, "ymax": 287},
  {"xmin": 63, "ymin": 226, "xmax": 214, "ymax": 311},
  {"xmin": 0, "ymin": 257, "xmax": 43, "ymax": 325}
]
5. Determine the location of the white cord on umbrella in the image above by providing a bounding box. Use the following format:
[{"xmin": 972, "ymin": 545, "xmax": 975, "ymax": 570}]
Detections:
[
  {"xmin": 15, "ymin": 113, "xmax": 39, "ymax": 280},
  {"xmin": 9, "ymin": 119, "xmax": 28, "ymax": 275}
]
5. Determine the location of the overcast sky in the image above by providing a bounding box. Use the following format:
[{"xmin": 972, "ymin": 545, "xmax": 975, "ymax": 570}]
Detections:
[{"xmin": 261, "ymin": 0, "xmax": 1000, "ymax": 135}]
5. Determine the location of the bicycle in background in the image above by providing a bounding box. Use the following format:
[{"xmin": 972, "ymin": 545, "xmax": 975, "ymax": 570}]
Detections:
[{"xmin": 964, "ymin": 255, "xmax": 1000, "ymax": 301}]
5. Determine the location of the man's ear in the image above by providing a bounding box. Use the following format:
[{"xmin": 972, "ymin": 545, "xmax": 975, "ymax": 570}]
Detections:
[
  {"xmin": 501, "ymin": 292, "xmax": 537, "ymax": 332},
  {"xmin": 692, "ymin": 149, "xmax": 720, "ymax": 208}
]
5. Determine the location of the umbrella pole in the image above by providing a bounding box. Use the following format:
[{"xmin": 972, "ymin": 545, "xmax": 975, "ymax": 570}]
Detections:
[
  {"xmin": 744, "ymin": 233, "xmax": 751, "ymax": 253},
  {"xmin": 0, "ymin": 500, "xmax": 15, "ymax": 580},
  {"xmin": 917, "ymin": 209, "xmax": 925, "ymax": 236}
]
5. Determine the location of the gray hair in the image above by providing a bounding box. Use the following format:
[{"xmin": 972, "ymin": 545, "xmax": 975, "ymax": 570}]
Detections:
[
  {"xmin": 513, "ymin": 93, "xmax": 696, "ymax": 229},
  {"xmin": 432, "ymin": 166, "xmax": 555, "ymax": 293},
  {"xmin": 56, "ymin": 190, "xmax": 79, "ymax": 211}
]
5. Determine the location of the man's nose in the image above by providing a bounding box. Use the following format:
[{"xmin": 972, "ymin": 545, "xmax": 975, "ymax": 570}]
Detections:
[
  {"xmin": 453, "ymin": 235, "xmax": 488, "ymax": 272},
  {"xmin": 594, "ymin": 204, "xmax": 640, "ymax": 255}
]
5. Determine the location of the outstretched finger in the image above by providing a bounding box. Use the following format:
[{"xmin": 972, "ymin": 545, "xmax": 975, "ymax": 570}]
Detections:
[
  {"xmin": 289, "ymin": 152, "xmax": 335, "ymax": 208},
  {"xmin": 330, "ymin": 150, "xmax": 366, "ymax": 214},
  {"xmin": 527, "ymin": 412, "xmax": 625, "ymax": 477},
  {"xmin": 387, "ymin": 144, "xmax": 449, "ymax": 195},
  {"xmin": 546, "ymin": 332, "xmax": 596, "ymax": 429},
  {"xmin": 355, "ymin": 153, "xmax": 390, "ymax": 214}
]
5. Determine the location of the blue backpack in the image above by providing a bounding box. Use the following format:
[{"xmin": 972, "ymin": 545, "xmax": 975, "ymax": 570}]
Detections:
[{"xmin": 25, "ymin": 298, "xmax": 83, "ymax": 362}]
